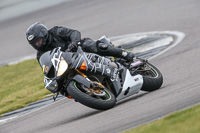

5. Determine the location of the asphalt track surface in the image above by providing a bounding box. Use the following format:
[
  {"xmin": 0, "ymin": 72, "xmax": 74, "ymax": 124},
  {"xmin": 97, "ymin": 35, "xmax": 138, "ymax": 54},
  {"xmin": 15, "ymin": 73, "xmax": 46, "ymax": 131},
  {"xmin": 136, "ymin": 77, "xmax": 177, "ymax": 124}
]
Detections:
[{"xmin": 1, "ymin": 0, "xmax": 200, "ymax": 133}]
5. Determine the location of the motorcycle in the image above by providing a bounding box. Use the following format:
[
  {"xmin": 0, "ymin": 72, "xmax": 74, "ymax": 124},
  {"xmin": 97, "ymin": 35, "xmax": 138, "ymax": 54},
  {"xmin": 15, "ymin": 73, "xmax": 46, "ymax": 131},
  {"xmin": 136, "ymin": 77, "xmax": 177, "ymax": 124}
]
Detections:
[{"xmin": 39, "ymin": 36, "xmax": 163, "ymax": 110}]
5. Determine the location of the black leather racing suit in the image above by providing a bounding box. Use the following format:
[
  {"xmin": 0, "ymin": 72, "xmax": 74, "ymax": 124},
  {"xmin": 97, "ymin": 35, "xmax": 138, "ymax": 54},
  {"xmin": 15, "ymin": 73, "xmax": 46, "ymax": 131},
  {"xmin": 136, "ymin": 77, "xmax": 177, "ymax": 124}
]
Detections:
[{"xmin": 36, "ymin": 26, "xmax": 134, "ymax": 62}]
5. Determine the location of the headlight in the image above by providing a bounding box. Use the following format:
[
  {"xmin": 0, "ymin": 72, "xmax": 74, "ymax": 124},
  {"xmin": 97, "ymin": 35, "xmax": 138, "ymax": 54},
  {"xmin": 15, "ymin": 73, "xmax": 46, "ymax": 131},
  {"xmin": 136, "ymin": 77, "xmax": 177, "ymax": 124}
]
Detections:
[
  {"xmin": 46, "ymin": 80, "xmax": 59, "ymax": 93},
  {"xmin": 57, "ymin": 57, "xmax": 68, "ymax": 77}
]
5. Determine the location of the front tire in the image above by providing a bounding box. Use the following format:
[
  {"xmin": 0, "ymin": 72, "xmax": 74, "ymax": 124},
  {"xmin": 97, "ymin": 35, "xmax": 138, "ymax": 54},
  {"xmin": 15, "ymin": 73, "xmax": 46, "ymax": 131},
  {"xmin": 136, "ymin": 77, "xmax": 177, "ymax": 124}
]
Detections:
[{"xmin": 67, "ymin": 81, "xmax": 116, "ymax": 110}]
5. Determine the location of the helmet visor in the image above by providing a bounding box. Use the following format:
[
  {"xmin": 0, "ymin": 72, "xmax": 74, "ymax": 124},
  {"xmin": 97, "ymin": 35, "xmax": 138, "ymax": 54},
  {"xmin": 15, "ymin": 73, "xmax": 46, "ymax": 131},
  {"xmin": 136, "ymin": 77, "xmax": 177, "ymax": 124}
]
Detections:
[
  {"xmin": 29, "ymin": 37, "xmax": 45, "ymax": 51},
  {"xmin": 35, "ymin": 37, "xmax": 43, "ymax": 48}
]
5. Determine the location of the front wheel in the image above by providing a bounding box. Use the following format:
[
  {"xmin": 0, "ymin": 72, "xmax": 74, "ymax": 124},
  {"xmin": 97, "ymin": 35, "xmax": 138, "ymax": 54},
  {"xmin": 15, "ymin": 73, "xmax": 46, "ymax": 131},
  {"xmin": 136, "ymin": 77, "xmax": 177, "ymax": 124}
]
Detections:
[
  {"xmin": 67, "ymin": 81, "xmax": 116, "ymax": 110},
  {"xmin": 138, "ymin": 62, "xmax": 163, "ymax": 91}
]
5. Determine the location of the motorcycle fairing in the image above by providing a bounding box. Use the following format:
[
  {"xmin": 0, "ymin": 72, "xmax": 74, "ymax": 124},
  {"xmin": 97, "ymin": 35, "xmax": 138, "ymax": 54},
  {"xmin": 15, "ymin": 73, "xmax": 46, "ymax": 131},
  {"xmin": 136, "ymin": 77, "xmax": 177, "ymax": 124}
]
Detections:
[
  {"xmin": 116, "ymin": 70, "xmax": 143, "ymax": 101},
  {"xmin": 39, "ymin": 51, "xmax": 53, "ymax": 76},
  {"xmin": 70, "ymin": 48, "xmax": 117, "ymax": 78}
]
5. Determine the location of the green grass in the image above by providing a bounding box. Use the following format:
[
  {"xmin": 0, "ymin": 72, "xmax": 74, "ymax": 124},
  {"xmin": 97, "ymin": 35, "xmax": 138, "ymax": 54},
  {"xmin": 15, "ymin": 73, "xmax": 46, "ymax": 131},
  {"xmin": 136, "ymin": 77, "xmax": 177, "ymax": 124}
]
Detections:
[
  {"xmin": 124, "ymin": 104, "xmax": 200, "ymax": 133},
  {"xmin": 0, "ymin": 59, "xmax": 50, "ymax": 116}
]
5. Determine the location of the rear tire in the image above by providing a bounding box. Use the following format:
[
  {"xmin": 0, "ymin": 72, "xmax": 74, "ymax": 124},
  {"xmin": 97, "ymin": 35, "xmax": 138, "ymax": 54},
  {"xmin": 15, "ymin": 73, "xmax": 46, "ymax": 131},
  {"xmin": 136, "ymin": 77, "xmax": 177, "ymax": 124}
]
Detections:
[
  {"xmin": 67, "ymin": 81, "xmax": 116, "ymax": 110},
  {"xmin": 140, "ymin": 63, "xmax": 163, "ymax": 91}
]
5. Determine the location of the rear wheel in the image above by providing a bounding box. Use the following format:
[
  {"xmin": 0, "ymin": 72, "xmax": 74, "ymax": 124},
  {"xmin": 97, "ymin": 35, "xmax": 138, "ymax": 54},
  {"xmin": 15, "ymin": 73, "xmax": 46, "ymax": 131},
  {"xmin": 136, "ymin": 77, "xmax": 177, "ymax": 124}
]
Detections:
[
  {"xmin": 138, "ymin": 62, "xmax": 163, "ymax": 91},
  {"xmin": 67, "ymin": 81, "xmax": 116, "ymax": 110}
]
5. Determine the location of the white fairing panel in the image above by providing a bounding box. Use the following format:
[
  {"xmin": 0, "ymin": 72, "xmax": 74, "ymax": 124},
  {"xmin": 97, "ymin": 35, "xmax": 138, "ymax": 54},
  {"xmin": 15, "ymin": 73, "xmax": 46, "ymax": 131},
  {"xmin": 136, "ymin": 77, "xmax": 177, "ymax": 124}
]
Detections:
[{"xmin": 116, "ymin": 70, "xmax": 143, "ymax": 101}]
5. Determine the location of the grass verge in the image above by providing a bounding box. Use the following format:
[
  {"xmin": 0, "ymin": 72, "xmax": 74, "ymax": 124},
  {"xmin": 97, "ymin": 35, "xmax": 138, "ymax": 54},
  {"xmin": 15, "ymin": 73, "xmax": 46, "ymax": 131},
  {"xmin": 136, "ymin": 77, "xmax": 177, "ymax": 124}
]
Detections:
[
  {"xmin": 124, "ymin": 104, "xmax": 200, "ymax": 133},
  {"xmin": 0, "ymin": 59, "xmax": 50, "ymax": 116}
]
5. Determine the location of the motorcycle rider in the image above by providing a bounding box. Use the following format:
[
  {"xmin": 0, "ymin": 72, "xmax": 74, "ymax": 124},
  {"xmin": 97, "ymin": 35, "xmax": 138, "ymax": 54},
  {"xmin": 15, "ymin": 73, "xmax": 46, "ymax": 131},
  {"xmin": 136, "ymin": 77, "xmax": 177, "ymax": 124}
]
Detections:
[{"xmin": 26, "ymin": 22, "xmax": 135, "ymax": 63}]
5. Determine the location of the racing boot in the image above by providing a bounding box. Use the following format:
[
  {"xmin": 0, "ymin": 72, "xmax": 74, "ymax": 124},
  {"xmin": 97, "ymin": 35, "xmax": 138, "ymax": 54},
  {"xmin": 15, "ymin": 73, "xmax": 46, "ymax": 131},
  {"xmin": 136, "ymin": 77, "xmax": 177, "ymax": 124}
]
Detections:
[{"xmin": 121, "ymin": 50, "xmax": 135, "ymax": 61}]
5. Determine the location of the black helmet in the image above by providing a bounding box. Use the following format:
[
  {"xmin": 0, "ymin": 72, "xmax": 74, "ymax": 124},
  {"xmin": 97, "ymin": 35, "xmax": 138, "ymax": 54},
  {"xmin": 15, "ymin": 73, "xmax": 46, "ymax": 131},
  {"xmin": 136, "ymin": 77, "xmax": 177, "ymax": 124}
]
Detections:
[{"xmin": 26, "ymin": 22, "xmax": 49, "ymax": 51}]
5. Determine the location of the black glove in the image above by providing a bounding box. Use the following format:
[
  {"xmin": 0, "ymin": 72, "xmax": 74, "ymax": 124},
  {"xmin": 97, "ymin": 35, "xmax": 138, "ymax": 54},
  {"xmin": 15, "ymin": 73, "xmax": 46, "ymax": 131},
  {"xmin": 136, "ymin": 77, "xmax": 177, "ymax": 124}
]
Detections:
[{"xmin": 68, "ymin": 42, "xmax": 78, "ymax": 52}]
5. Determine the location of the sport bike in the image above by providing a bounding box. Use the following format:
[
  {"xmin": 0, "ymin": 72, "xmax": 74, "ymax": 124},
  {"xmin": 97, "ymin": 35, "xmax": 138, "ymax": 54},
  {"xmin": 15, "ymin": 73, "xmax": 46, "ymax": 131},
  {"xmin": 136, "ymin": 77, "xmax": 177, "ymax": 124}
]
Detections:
[{"xmin": 39, "ymin": 36, "xmax": 163, "ymax": 110}]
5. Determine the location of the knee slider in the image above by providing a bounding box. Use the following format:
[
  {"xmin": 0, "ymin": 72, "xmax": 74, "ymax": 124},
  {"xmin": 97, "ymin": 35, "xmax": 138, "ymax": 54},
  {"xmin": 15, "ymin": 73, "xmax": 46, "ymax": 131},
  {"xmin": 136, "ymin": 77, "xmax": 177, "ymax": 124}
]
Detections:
[
  {"xmin": 82, "ymin": 38, "xmax": 98, "ymax": 53},
  {"xmin": 98, "ymin": 42, "xmax": 109, "ymax": 51}
]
